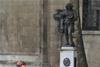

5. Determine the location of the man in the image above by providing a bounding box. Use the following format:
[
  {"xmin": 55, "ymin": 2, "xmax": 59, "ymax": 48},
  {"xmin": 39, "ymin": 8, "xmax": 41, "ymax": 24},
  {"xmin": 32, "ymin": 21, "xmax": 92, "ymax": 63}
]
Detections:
[
  {"xmin": 62, "ymin": 3, "xmax": 76, "ymax": 46},
  {"xmin": 16, "ymin": 61, "xmax": 26, "ymax": 67},
  {"xmin": 54, "ymin": 3, "xmax": 77, "ymax": 46}
]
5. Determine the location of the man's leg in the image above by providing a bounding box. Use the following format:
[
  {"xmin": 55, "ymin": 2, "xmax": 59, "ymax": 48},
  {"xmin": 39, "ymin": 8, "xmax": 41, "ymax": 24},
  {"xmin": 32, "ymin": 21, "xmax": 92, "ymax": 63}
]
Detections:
[
  {"xmin": 65, "ymin": 24, "xmax": 69, "ymax": 45},
  {"xmin": 69, "ymin": 25, "xmax": 75, "ymax": 46}
]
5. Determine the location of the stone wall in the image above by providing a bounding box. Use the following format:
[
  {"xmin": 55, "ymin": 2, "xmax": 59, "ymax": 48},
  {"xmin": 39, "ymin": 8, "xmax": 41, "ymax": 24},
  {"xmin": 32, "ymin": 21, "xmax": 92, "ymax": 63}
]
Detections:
[
  {"xmin": 0, "ymin": 0, "xmax": 41, "ymax": 55},
  {"xmin": 79, "ymin": 0, "xmax": 100, "ymax": 67},
  {"xmin": 0, "ymin": 0, "xmax": 100, "ymax": 67},
  {"xmin": 0, "ymin": 0, "xmax": 42, "ymax": 67},
  {"xmin": 83, "ymin": 32, "xmax": 100, "ymax": 67}
]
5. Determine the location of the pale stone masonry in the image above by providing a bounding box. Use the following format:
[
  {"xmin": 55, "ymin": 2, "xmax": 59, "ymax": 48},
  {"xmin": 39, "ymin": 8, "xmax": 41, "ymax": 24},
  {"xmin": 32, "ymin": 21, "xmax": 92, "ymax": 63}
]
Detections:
[{"xmin": 0, "ymin": 0, "xmax": 99, "ymax": 67}]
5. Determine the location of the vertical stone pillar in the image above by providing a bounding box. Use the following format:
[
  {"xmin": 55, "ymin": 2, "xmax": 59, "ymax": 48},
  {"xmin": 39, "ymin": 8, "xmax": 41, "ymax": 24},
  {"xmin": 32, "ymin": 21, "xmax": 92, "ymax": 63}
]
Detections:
[{"xmin": 42, "ymin": 0, "xmax": 49, "ymax": 67}]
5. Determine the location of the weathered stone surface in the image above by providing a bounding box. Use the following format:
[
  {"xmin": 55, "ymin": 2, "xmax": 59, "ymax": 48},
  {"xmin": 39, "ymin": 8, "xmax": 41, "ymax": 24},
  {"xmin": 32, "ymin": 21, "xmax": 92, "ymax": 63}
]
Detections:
[
  {"xmin": 83, "ymin": 34, "xmax": 100, "ymax": 67},
  {"xmin": 0, "ymin": 0, "xmax": 42, "ymax": 66},
  {"xmin": 0, "ymin": 0, "xmax": 40, "ymax": 55},
  {"xmin": 0, "ymin": 0, "xmax": 100, "ymax": 67}
]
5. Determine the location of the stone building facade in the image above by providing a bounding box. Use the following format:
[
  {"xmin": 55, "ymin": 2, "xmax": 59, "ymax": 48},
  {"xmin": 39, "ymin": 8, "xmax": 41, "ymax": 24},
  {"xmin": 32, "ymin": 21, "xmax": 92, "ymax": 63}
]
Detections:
[{"xmin": 0, "ymin": 0, "xmax": 100, "ymax": 67}]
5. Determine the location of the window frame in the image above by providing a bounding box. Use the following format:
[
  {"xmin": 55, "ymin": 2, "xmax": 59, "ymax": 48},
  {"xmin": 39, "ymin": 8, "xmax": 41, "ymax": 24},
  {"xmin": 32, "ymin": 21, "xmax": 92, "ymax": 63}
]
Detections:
[
  {"xmin": 82, "ymin": 0, "xmax": 100, "ymax": 35},
  {"xmin": 82, "ymin": 0, "xmax": 100, "ymax": 31}
]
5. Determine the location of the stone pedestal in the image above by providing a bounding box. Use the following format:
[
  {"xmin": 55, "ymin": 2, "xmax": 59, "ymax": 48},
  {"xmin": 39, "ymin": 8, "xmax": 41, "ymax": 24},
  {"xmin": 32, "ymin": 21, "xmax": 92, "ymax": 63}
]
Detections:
[{"xmin": 60, "ymin": 47, "xmax": 75, "ymax": 67}]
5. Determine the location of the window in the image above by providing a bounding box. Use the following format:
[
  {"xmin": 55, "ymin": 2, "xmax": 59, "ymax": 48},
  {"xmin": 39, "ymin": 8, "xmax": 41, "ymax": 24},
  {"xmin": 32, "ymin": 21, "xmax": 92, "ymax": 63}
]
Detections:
[{"xmin": 83, "ymin": 0, "xmax": 100, "ymax": 30}]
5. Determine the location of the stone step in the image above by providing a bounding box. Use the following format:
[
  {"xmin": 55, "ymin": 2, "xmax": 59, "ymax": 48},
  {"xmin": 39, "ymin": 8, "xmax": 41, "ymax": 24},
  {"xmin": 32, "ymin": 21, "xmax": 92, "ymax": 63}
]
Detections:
[
  {"xmin": 0, "ymin": 55, "xmax": 42, "ymax": 67},
  {"xmin": 0, "ymin": 64, "xmax": 41, "ymax": 67}
]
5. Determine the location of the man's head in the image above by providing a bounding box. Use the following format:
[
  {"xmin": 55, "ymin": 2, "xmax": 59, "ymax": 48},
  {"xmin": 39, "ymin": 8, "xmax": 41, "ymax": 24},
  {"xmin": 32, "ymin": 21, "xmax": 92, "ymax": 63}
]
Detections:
[
  {"xmin": 65, "ymin": 3, "xmax": 73, "ymax": 10},
  {"xmin": 16, "ymin": 61, "xmax": 26, "ymax": 67}
]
